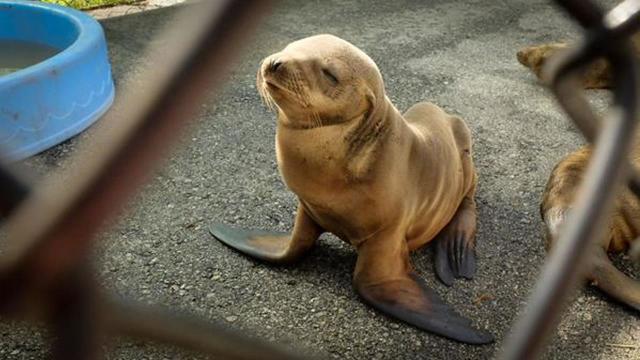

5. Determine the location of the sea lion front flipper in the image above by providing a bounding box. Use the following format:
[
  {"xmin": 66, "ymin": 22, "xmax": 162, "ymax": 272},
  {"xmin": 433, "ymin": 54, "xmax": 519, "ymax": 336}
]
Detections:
[
  {"xmin": 590, "ymin": 247, "xmax": 640, "ymax": 311},
  {"xmin": 353, "ymin": 230, "xmax": 493, "ymax": 344},
  {"xmin": 209, "ymin": 202, "xmax": 322, "ymax": 263},
  {"xmin": 435, "ymin": 197, "xmax": 478, "ymax": 286}
]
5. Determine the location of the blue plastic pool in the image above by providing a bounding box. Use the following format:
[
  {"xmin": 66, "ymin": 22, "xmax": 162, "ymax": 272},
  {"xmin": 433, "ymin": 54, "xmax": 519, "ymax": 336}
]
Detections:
[{"xmin": 0, "ymin": 0, "xmax": 114, "ymax": 161}]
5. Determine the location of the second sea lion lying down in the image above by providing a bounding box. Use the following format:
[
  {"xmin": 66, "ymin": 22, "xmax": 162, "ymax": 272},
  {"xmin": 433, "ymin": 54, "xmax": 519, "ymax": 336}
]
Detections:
[
  {"xmin": 541, "ymin": 145, "xmax": 640, "ymax": 311},
  {"xmin": 516, "ymin": 34, "xmax": 640, "ymax": 89},
  {"xmin": 210, "ymin": 34, "xmax": 493, "ymax": 344},
  {"xmin": 519, "ymin": 35, "xmax": 640, "ymax": 310}
]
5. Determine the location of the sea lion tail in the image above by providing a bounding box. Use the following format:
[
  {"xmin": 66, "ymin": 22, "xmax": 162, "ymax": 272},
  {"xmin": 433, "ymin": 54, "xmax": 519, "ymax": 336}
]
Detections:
[{"xmin": 590, "ymin": 248, "xmax": 640, "ymax": 311}]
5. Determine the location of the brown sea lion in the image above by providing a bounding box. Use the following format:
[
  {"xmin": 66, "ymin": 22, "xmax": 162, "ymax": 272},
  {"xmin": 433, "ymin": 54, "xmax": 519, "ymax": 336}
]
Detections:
[
  {"xmin": 209, "ymin": 34, "xmax": 492, "ymax": 344},
  {"xmin": 516, "ymin": 35, "xmax": 640, "ymax": 89},
  {"xmin": 541, "ymin": 146, "xmax": 640, "ymax": 310}
]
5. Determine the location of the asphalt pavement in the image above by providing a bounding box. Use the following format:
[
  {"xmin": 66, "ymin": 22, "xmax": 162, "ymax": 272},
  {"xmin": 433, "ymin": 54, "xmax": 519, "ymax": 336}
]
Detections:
[{"xmin": 1, "ymin": 0, "xmax": 639, "ymax": 359}]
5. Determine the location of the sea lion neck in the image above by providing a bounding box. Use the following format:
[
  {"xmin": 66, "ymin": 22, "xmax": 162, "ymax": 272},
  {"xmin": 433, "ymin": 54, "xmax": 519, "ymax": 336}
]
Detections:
[
  {"xmin": 274, "ymin": 97, "xmax": 395, "ymax": 182},
  {"xmin": 275, "ymin": 102, "xmax": 376, "ymax": 130},
  {"xmin": 344, "ymin": 97, "xmax": 394, "ymax": 152}
]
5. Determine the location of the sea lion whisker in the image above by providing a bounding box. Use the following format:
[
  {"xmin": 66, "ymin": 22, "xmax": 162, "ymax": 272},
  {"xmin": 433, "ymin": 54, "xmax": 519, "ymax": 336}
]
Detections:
[
  {"xmin": 258, "ymin": 85, "xmax": 268, "ymax": 107},
  {"xmin": 290, "ymin": 76, "xmax": 306, "ymax": 105},
  {"xmin": 256, "ymin": 75, "xmax": 276, "ymax": 111},
  {"xmin": 292, "ymin": 70, "xmax": 310, "ymax": 107},
  {"xmin": 259, "ymin": 85, "xmax": 276, "ymax": 111},
  {"xmin": 312, "ymin": 110, "xmax": 323, "ymax": 128},
  {"xmin": 256, "ymin": 71, "xmax": 272, "ymax": 110},
  {"xmin": 277, "ymin": 76, "xmax": 305, "ymax": 107},
  {"xmin": 293, "ymin": 82, "xmax": 307, "ymax": 106}
]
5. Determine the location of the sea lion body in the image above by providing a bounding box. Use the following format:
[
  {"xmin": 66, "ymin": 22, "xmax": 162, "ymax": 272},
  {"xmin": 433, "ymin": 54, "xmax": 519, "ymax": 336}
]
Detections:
[
  {"xmin": 542, "ymin": 145, "xmax": 640, "ymax": 310},
  {"xmin": 276, "ymin": 101, "xmax": 474, "ymax": 250},
  {"xmin": 211, "ymin": 34, "xmax": 492, "ymax": 344}
]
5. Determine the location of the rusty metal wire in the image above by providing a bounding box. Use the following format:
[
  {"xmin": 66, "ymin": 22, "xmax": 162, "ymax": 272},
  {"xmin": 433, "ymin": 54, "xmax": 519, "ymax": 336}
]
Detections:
[
  {"xmin": 0, "ymin": 0, "xmax": 314, "ymax": 359},
  {"xmin": 500, "ymin": 0, "xmax": 640, "ymax": 359}
]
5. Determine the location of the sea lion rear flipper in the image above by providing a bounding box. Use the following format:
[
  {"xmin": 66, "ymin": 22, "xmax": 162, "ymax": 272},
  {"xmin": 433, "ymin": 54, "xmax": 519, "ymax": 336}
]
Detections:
[
  {"xmin": 435, "ymin": 234, "xmax": 476, "ymax": 286},
  {"xmin": 354, "ymin": 231, "xmax": 493, "ymax": 344},
  {"xmin": 208, "ymin": 203, "xmax": 322, "ymax": 263},
  {"xmin": 355, "ymin": 273, "xmax": 493, "ymax": 344},
  {"xmin": 590, "ymin": 248, "xmax": 640, "ymax": 311},
  {"xmin": 434, "ymin": 197, "xmax": 478, "ymax": 286}
]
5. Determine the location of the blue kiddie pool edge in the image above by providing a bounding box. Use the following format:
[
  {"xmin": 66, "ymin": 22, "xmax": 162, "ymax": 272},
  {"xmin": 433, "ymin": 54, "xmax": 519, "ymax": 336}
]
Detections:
[{"xmin": 0, "ymin": 0, "xmax": 115, "ymax": 161}]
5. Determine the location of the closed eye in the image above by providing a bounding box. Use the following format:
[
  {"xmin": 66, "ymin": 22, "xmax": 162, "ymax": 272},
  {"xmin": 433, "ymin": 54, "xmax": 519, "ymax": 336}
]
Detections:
[{"xmin": 322, "ymin": 68, "xmax": 339, "ymax": 85}]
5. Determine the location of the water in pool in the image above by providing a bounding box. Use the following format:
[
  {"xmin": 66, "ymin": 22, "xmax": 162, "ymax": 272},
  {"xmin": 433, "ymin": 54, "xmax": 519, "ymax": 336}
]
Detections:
[{"xmin": 0, "ymin": 40, "xmax": 61, "ymax": 76}]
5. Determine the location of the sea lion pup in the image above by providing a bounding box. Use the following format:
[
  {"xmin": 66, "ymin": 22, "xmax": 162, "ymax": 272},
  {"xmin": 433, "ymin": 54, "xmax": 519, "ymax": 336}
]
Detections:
[
  {"xmin": 209, "ymin": 34, "xmax": 493, "ymax": 344},
  {"xmin": 516, "ymin": 35, "xmax": 640, "ymax": 89},
  {"xmin": 541, "ymin": 146, "xmax": 640, "ymax": 310}
]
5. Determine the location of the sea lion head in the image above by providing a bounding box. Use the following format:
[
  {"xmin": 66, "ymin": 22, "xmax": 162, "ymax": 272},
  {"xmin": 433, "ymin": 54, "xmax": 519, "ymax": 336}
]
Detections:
[{"xmin": 257, "ymin": 34, "xmax": 385, "ymax": 128}]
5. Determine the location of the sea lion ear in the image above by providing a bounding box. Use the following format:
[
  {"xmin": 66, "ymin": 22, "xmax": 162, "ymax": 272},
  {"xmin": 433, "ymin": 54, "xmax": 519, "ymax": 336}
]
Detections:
[
  {"xmin": 365, "ymin": 89, "xmax": 376, "ymax": 108},
  {"xmin": 363, "ymin": 90, "xmax": 378, "ymax": 122}
]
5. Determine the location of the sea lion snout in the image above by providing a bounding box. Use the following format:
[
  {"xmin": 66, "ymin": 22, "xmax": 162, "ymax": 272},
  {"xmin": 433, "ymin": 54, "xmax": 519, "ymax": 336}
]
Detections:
[
  {"xmin": 262, "ymin": 53, "xmax": 289, "ymax": 78},
  {"xmin": 269, "ymin": 58, "xmax": 283, "ymax": 73},
  {"xmin": 516, "ymin": 48, "xmax": 528, "ymax": 67},
  {"xmin": 259, "ymin": 54, "xmax": 312, "ymax": 96},
  {"xmin": 260, "ymin": 54, "xmax": 287, "ymax": 80}
]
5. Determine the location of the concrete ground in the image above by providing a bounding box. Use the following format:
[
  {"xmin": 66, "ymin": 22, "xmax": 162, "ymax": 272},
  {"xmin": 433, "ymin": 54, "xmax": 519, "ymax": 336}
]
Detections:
[
  {"xmin": 86, "ymin": 0, "xmax": 186, "ymax": 20},
  {"xmin": 1, "ymin": 0, "xmax": 640, "ymax": 359}
]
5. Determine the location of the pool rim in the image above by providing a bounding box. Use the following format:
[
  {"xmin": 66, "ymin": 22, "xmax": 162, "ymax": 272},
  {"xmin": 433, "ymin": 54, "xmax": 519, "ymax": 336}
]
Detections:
[{"xmin": 0, "ymin": 1, "xmax": 102, "ymax": 85}]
